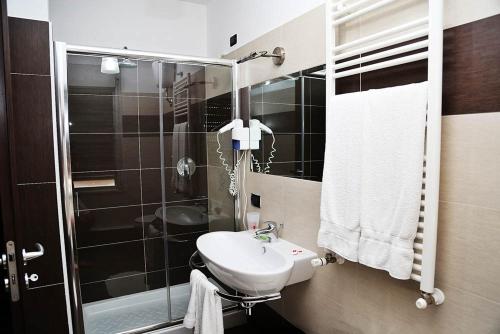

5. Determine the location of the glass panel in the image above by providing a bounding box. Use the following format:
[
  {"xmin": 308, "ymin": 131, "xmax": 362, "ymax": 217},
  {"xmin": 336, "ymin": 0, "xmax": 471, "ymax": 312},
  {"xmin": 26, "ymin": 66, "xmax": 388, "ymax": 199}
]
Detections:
[
  {"xmin": 68, "ymin": 54, "xmax": 171, "ymax": 333},
  {"xmin": 67, "ymin": 54, "xmax": 235, "ymax": 333},
  {"xmin": 164, "ymin": 63, "xmax": 235, "ymax": 320}
]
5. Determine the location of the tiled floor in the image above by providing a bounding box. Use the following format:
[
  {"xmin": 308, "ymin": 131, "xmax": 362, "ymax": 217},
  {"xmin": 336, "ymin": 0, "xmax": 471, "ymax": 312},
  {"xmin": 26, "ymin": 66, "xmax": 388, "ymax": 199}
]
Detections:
[{"xmin": 225, "ymin": 304, "xmax": 304, "ymax": 334}]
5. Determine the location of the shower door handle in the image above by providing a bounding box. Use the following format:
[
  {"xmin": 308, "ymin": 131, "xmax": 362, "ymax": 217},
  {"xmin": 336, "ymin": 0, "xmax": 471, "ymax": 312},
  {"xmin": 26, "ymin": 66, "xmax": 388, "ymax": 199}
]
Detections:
[{"xmin": 22, "ymin": 243, "xmax": 44, "ymax": 265}]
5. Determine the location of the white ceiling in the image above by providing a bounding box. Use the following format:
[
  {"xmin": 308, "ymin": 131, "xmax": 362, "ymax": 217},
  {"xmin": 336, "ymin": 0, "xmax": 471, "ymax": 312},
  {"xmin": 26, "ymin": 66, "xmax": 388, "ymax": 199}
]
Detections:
[{"xmin": 178, "ymin": 0, "xmax": 211, "ymax": 4}]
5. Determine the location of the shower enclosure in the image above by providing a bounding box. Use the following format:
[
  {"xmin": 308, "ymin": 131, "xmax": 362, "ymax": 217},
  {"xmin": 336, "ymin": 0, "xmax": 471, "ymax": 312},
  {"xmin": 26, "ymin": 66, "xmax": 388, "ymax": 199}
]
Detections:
[{"xmin": 54, "ymin": 43, "xmax": 237, "ymax": 334}]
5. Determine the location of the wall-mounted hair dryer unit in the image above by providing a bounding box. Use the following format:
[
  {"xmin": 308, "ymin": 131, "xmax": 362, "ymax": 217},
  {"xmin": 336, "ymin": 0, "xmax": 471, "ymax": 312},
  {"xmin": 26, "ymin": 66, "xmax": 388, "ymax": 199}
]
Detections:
[
  {"xmin": 219, "ymin": 119, "xmax": 250, "ymax": 150},
  {"xmin": 218, "ymin": 119, "xmax": 273, "ymax": 151},
  {"xmin": 216, "ymin": 118, "xmax": 276, "ymax": 196},
  {"xmin": 249, "ymin": 119, "xmax": 272, "ymax": 150}
]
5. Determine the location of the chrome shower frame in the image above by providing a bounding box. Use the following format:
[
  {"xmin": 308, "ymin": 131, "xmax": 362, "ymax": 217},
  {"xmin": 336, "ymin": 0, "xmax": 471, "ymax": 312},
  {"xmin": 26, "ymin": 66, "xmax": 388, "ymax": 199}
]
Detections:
[{"xmin": 53, "ymin": 42, "xmax": 239, "ymax": 334}]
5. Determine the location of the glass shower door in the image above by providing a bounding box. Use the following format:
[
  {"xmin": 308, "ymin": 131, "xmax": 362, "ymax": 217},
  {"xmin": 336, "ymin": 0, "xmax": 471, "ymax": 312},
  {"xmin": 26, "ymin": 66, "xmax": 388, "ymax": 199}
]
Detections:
[
  {"xmin": 63, "ymin": 50, "xmax": 235, "ymax": 334},
  {"xmin": 158, "ymin": 61, "xmax": 236, "ymax": 321},
  {"xmin": 67, "ymin": 54, "xmax": 172, "ymax": 333}
]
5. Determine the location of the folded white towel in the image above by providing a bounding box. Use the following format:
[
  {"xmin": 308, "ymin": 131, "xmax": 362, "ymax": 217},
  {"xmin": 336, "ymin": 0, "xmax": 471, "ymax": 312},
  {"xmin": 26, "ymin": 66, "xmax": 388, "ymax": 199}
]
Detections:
[
  {"xmin": 358, "ymin": 82, "xmax": 427, "ymax": 279},
  {"xmin": 318, "ymin": 82, "xmax": 428, "ymax": 279},
  {"xmin": 184, "ymin": 269, "xmax": 223, "ymax": 334}
]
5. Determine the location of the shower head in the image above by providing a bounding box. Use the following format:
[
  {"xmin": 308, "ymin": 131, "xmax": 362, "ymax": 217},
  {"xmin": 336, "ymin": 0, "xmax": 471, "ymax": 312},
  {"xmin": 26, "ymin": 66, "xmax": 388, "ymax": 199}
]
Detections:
[
  {"xmin": 119, "ymin": 58, "xmax": 137, "ymax": 68},
  {"xmin": 236, "ymin": 47, "xmax": 285, "ymax": 65},
  {"xmin": 237, "ymin": 51, "xmax": 268, "ymax": 64}
]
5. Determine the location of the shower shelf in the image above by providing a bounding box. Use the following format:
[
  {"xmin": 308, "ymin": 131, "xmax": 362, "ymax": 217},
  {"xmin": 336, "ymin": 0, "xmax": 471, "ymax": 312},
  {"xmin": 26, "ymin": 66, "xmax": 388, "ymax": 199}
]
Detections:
[{"xmin": 188, "ymin": 250, "xmax": 282, "ymax": 311}]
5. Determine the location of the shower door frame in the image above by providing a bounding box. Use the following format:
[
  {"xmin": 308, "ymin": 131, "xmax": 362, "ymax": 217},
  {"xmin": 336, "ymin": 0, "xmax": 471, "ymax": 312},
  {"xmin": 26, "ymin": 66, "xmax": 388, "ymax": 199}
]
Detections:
[{"xmin": 54, "ymin": 41, "xmax": 239, "ymax": 334}]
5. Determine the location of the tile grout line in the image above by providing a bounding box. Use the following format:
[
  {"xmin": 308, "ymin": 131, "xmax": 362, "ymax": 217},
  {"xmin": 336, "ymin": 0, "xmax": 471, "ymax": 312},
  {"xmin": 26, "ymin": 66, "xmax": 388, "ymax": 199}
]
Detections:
[
  {"xmin": 72, "ymin": 165, "xmax": 210, "ymax": 174},
  {"xmin": 17, "ymin": 181, "xmax": 56, "ymax": 186},
  {"xmin": 439, "ymin": 200, "xmax": 500, "ymax": 213},
  {"xmin": 77, "ymin": 238, "xmax": 145, "ymax": 250},
  {"xmin": 27, "ymin": 282, "xmax": 64, "ymax": 290},
  {"xmin": 76, "ymin": 197, "xmax": 209, "ymax": 212},
  {"xmin": 68, "ymin": 92, "xmax": 205, "ymax": 100},
  {"xmin": 11, "ymin": 72, "xmax": 51, "ymax": 77},
  {"xmin": 80, "ymin": 265, "xmax": 193, "ymax": 287},
  {"xmin": 69, "ymin": 131, "xmax": 216, "ymax": 135},
  {"xmin": 76, "ymin": 230, "xmax": 209, "ymax": 250},
  {"xmin": 80, "ymin": 272, "xmax": 146, "ymax": 286}
]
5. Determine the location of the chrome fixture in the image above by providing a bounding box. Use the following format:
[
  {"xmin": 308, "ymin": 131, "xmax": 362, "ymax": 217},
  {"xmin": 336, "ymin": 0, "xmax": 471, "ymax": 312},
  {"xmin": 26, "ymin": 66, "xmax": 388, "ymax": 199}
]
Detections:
[
  {"xmin": 118, "ymin": 57, "xmax": 137, "ymax": 68},
  {"xmin": 22, "ymin": 242, "xmax": 44, "ymax": 265},
  {"xmin": 188, "ymin": 250, "xmax": 281, "ymax": 315},
  {"xmin": 117, "ymin": 46, "xmax": 137, "ymax": 68},
  {"xmin": 255, "ymin": 221, "xmax": 280, "ymax": 239},
  {"xmin": 24, "ymin": 273, "xmax": 39, "ymax": 288},
  {"xmin": 237, "ymin": 47, "xmax": 285, "ymax": 65},
  {"xmin": 177, "ymin": 157, "xmax": 196, "ymax": 177},
  {"xmin": 311, "ymin": 252, "xmax": 345, "ymax": 267}
]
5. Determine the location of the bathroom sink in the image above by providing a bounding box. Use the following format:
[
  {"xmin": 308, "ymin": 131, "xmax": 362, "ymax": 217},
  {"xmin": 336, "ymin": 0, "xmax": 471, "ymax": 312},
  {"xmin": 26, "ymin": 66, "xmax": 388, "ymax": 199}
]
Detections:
[{"xmin": 196, "ymin": 231, "xmax": 317, "ymax": 296}]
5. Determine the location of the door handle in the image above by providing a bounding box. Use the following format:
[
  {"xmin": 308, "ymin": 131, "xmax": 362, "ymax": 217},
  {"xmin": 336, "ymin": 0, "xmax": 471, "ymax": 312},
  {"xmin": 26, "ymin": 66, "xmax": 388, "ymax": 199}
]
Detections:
[{"xmin": 22, "ymin": 243, "xmax": 44, "ymax": 265}]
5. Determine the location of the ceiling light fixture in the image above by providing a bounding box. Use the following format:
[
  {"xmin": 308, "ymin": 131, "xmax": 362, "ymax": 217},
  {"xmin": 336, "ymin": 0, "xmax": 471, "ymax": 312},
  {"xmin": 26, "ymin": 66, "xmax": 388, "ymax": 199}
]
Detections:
[{"xmin": 100, "ymin": 57, "xmax": 120, "ymax": 74}]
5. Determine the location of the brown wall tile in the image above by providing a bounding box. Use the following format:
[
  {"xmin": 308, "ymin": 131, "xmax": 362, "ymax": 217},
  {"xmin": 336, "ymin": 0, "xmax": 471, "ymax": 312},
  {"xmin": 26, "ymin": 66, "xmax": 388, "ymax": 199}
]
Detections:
[
  {"xmin": 443, "ymin": 14, "xmax": 500, "ymax": 115},
  {"xmin": 11, "ymin": 74, "xmax": 55, "ymax": 183},
  {"xmin": 8, "ymin": 18, "xmax": 50, "ymax": 75}
]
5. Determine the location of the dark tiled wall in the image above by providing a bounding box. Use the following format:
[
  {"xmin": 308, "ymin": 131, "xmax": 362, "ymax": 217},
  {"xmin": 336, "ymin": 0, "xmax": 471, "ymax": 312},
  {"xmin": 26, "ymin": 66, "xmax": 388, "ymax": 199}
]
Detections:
[
  {"xmin": 442, "ymin": 14, "xmax": 500, "ymax": 115},
  {"xmin": 249, "ymin": 73, "xmax": 326, "ymax": 181},
  {"xmin": 8, "ymin": 17, "xmax": 69, "ymax": 333},
  {"xmin": 67, "ymin": 56, "xmax": 224, "ymax": 303}
]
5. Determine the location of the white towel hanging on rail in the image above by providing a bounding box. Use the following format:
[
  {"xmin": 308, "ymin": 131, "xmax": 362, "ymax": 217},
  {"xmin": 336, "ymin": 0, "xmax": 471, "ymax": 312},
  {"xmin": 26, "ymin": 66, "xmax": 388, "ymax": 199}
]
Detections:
[
  {"xmin": 357, "ymin": 82, "xmax": 428, "ymax": 279},
  {"xmin": 318, "ymin": 82, "xmax": 428, "ymax": 279}
]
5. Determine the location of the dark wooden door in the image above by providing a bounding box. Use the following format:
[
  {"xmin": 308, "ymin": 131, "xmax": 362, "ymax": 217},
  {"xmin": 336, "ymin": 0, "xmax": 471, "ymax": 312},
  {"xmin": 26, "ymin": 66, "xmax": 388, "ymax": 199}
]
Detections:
[{"xmin": 0, "ymin": 0, "xmax": 26, "ymax": 332}]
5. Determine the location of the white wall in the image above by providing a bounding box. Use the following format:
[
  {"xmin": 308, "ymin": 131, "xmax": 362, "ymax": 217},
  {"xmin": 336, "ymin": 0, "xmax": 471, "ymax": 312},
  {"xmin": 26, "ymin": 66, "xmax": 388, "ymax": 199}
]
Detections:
[
  {"xmin": 206, "ymin": 0, "xmax": 324, "ymax": 57},
  {"xmin": 7, "ymin": 0, "xmax": 49, "ymax": 21},
  {"xmin": 49, "ymin": 0, "xmax": 208, "ymax": 56}
]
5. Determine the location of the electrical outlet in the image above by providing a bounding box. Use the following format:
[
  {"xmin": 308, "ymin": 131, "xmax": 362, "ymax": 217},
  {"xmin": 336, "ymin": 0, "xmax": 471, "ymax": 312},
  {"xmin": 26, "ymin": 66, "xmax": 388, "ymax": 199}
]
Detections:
[
  {"xmin": 251, "ymin": 193, "xmax": 260, "ymax": 208},
  {"xmin": 230, "ymin": 34, "xmax": 237, "ymax": 47}
]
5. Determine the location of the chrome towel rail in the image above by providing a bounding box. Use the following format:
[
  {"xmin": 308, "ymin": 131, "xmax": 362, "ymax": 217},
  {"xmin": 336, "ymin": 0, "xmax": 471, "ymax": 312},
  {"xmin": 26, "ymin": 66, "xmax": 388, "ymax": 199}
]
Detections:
[{"xmin": 188, "ymin": 250, "xmax": 282, "ymax": 313}]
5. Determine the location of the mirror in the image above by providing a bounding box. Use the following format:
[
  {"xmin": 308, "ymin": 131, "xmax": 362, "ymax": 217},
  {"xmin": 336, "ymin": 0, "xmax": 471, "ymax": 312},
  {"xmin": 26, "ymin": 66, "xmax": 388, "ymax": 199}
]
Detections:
[{"xmin": 245, "ymin": 65, "xmax": 326, "ymax": 181}]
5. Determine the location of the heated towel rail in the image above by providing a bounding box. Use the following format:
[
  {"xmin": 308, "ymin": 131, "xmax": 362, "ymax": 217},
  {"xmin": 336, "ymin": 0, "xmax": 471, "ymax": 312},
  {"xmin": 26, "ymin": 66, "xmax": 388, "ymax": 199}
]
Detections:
[{"xmin": 325, "ymin": 0, "xmax": 445, "ymax": 309}]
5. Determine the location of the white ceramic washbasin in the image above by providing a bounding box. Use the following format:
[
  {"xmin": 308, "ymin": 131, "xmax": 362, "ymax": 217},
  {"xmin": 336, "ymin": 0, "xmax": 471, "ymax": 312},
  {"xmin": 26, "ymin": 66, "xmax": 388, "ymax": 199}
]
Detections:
[{"xmin": 197, "ymin": 231, "xmax": 317, "ymax": 296}]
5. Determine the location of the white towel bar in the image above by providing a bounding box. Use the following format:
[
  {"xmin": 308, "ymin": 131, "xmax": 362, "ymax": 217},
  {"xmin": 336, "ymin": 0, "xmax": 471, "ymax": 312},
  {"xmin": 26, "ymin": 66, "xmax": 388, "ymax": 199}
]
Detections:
[
  {"xmin": 334, "ymin": 40, "xmax": 429, "ymax": 71},
  {"xmin": 333, "ymin": 28, "xmax": 429, "ymax": 61},
  {"xmin": 333, "ymin": 0, "xmax": 398, "ymax": 26},
  {"xmin": 334, "ymin": 51, "xmax": 428, "ymax": 78},
  {"xmin": 333, "ymin": 17, "xmax": 428, "ymax": 52},
  {"xmin": 326, "ymin": 0, "xmax": 444, "ymax": 309}
]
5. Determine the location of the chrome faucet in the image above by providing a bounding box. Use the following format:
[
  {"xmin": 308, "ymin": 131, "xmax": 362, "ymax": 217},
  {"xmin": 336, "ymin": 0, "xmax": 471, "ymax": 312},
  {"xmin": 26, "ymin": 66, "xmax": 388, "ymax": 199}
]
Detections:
[{"xmin": 255, "ymin": 221, "xmax": 280, "ymax": 239}]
